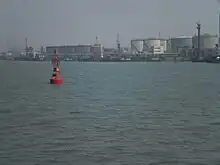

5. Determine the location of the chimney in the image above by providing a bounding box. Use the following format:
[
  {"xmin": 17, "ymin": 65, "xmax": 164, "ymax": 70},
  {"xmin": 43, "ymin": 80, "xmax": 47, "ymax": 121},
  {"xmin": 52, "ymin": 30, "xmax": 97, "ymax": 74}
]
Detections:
[{"xmin": 219, "ymin": 14, "xmax": 220, "ymax": 45}]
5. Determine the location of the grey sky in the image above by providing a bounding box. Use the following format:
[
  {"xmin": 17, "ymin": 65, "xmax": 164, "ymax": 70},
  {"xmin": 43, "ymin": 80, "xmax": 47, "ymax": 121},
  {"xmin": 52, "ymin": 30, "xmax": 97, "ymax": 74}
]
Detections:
[{"xmin": 0, "ymin": 0, "xmax": 219, "ymax": 51}]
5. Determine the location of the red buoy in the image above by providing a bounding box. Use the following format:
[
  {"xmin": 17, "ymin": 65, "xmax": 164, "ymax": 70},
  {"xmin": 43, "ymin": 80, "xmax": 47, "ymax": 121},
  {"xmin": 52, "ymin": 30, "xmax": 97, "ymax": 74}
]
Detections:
[
  {"xmin": 50, "ymin": 78, "xmax": 63, "ymax": 85},
  {"xmin": 50, "ymin": 51, "xmax": 63, "ymax": 85}
]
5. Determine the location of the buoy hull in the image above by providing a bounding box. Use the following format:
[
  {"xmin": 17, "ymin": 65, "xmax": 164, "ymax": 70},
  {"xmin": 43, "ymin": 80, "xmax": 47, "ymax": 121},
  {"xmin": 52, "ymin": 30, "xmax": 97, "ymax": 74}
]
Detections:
[{"xmin": 50, "ymin": 78, "xmax": 63, "ymax": 85}]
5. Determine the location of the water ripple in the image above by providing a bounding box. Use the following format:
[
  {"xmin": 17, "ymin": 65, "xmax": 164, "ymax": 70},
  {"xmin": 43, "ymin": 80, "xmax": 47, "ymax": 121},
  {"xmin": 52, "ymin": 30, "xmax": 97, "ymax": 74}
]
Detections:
[{"xmin": 1, "ymin": 62, "xmax": 220, "ymax": 164}]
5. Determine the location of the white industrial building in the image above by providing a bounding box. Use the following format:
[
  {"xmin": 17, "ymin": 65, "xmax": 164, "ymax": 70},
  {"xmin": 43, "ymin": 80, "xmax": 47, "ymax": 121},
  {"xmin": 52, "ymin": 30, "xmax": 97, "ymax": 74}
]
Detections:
[
  {"xmin": 131, "ymin": 38, "xmax": 167, "ymax": 54},
  {"xmin": 46, "ymin": 44, "xmax": 104, "ymax": 59},
  {"xmin": 46, "ymin": 45, "xmax": 92, "ymax": 55}
]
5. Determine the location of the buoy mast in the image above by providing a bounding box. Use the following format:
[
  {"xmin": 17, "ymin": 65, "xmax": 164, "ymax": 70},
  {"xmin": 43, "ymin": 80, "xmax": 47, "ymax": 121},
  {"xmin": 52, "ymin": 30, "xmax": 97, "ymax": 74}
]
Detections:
[{"xmin": 50, "ymin": 50, "xmax": 63, "ymax": 85}]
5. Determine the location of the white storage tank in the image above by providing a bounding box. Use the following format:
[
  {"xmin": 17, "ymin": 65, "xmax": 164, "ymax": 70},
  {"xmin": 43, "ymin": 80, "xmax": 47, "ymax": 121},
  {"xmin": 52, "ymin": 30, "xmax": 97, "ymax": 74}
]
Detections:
[
  {"xmin": 92, "ymin": 44, "xmax": 104, "ymax": 58},
  {"xmin": 192, "ymin": 34, "xmax": 218, "ymax": 49},
  {"xmin": 167, "ymin": 36, "xmax": 192, "ymax": 53},
  {"xmin": 131, "ymin": 39, "xmax": 144, "ymax": 54},
  {"xmin": 143, "ymin": 38, "xmax": 167, "ymax": 54}
]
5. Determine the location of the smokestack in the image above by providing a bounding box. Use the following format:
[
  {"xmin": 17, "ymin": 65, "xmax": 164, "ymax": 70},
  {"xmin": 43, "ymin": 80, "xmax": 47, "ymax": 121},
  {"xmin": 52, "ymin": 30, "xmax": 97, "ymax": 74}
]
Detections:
[
  {"xmin": 216, "ymin": 1, "xmax": 220, "ymax": 45},
  {"xmin": 25, "ymin": 38, "xmax": 28, "ymax": 56},
  {"xmin": 219, "ymin": 14, "xmax": 220, "ymax": 45},
  {"xmin": 196, "ymin": 22, "xmax": 201, "ymax": 59}
]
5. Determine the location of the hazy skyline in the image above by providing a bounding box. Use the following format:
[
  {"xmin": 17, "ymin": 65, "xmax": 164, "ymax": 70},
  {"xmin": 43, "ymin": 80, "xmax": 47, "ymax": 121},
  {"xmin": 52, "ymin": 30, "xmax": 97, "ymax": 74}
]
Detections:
[{"xmin": 0, "ymin": 0, "xmax": 219, "ymax": 51}]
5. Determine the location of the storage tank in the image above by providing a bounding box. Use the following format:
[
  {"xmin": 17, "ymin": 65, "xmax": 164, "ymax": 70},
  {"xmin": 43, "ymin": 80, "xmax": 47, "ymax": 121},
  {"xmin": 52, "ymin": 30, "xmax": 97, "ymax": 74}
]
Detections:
[
  {"xmin": 192, "ymin": 34, "xmax": 218, "ymax": 49},
  {"xmin": 167, "ymin": 36, "xmax": 192, "ymax": 53},
  {"xmin": 131, "ymin": 39, "xmax": 144, "ymax": 54},
  {"xmin": 92, "ymin": 44, "xmax": 104, "ymax": 58},
  {"xmin": 143, "ymin": 38, "xmax": 167, "ymax": 54}
]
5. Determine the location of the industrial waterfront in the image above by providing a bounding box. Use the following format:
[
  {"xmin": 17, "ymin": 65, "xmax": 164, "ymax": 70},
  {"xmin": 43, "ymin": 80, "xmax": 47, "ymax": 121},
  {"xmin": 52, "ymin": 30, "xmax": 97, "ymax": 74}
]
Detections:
[
  {"xmin": 1, "ymin": 18, "xmax": 220, "ymax": 63},
  {"xmin": 2, "ymin": 1, "xmax": 220, "ymax": 164}
]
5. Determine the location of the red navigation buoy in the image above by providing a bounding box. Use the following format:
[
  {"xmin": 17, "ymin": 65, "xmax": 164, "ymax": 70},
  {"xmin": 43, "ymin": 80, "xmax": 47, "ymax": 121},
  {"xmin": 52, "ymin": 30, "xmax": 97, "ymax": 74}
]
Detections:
[
  {"xmin": 50, "ymin": 51, "xmax": 63, "ymax": 85},
  {"xmin": 50, "ymin": 78, "xmax": 63, "ymax": 85}
]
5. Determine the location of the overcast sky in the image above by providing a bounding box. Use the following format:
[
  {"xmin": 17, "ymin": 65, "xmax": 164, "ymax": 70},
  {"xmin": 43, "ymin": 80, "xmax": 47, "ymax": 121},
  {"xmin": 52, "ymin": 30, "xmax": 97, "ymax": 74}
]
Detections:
[{"xmin": 0, "ymin": 0, "xmax": 219, "ymax": 51}]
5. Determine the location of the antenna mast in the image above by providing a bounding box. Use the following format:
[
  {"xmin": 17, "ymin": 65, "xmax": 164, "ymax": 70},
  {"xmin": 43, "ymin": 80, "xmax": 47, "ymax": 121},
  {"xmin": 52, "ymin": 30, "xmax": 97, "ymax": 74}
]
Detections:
[
  {"xmin": 116, "ymin": 33, "xmax": 121, "ymax": 56},
  {"xmin": 25, "ymin": 38, "xmax": 28, "ymax": 56},
  {"xmin": 196, "ymin": 22, "xmax": 201, "ymax": 59}
]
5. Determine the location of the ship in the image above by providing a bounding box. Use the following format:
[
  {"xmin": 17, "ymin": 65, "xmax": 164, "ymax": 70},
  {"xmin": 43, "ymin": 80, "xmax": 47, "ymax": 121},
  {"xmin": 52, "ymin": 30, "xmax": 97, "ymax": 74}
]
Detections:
[{"xmin": 205, "ymin": 55, "xmax": 220, "ymax": 63}]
